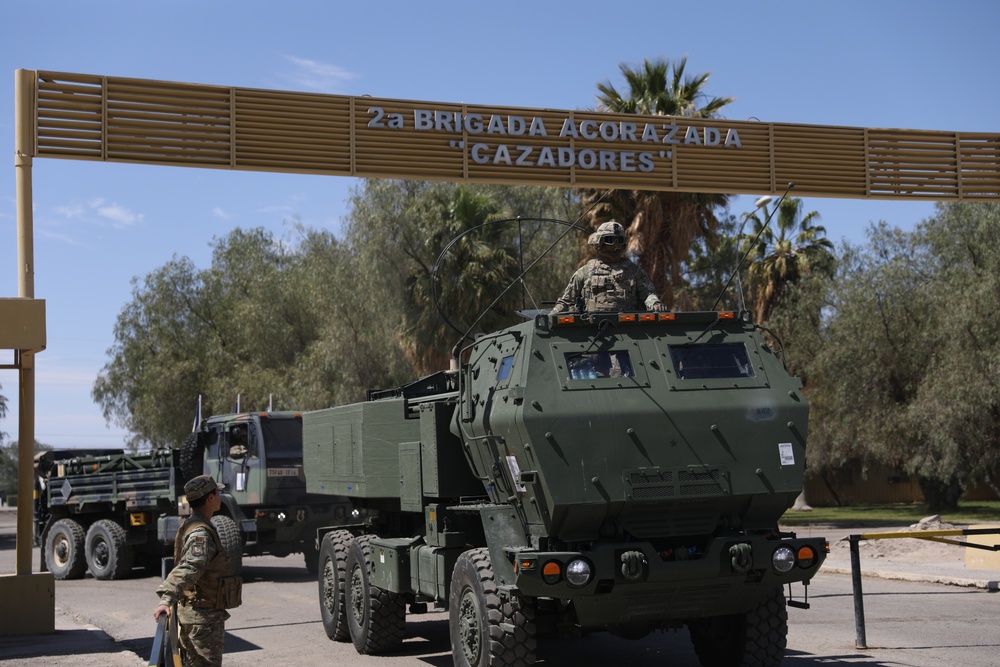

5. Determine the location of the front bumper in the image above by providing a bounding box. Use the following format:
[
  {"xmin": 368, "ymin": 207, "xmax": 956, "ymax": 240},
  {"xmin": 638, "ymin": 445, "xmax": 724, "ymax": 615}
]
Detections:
[{"xmin": 509, "ymin": 533, "xmax": 826, "ymax": 626}]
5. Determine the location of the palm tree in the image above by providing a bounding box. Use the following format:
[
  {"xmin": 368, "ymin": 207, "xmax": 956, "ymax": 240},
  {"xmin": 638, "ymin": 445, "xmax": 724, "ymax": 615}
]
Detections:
[
  {"xmin": 402, "ymin": 185, "xmax": 521, "ymax": 373},
  {"xmin": 580, "ymin": 57, "xmax": 733, "ymax": 307},
  {"xmin": 744, "ymin": 197, "xmax": 834, "ymax": 324}
]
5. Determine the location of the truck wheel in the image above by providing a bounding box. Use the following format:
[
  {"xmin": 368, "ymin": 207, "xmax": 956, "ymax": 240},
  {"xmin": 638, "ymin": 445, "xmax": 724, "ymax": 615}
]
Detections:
[
  {"xmin": 211, "ymin": 514, "xmax": 244, "ymax": 574},
  {"xmin": 45, "ymin": 518, "xmax": 87, "ymax": 580},
  {"xmin": 688, "ymin": 586, "xmax": 787, "ymax": 667},
  {"xmin": 450, "ymin": 547, "xmax": 536, "ymax": 667},
  {"xmin": 179, "ymin": 433, "xmax": 205, "ymax": 486},
  {"xmin": 345, "ymin": 534, "xmax": 405, "ymax": 654},
  {"xmin": 85, "ymin": 519, "xmax": 135, "ymax": 580},
  {"xmin": 318, "ymin": 530, "xmax": 352, "ymax": 642}
]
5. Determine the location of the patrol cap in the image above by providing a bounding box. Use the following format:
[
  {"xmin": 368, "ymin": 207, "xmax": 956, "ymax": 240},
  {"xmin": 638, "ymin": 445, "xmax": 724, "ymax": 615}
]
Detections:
[
  {"xmin": 184, "ymin": 474, "xmax": 224, "ymax": 502},
  {"xmin": 588, "ymin": 221, "xmax": 625, "ymax": 245}
]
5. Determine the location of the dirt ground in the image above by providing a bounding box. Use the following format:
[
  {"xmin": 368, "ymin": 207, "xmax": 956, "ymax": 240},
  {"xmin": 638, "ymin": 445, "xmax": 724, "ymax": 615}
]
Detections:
[{"xmin": 830, "ymin": 515, "xmax": 967, "ymax": 564}]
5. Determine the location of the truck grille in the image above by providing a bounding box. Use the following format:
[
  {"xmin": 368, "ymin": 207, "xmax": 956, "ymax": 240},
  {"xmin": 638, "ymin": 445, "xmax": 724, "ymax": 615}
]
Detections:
[{"xmin": 625, "ymin": 467, "xmax": 729, "ymax": 500}]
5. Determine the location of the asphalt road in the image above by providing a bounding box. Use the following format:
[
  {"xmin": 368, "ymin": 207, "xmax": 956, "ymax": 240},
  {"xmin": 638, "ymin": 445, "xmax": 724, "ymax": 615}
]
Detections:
[{"xmin": 3, "ymin": 508, "xmax": 1000, "ymax": 666}]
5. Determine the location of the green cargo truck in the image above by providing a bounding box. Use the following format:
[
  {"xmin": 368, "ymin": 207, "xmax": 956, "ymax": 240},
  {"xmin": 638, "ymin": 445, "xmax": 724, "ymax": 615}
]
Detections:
[
  {"xmin": 305, "ymin": 308, "xmax": 827, "ymax": 667},
  {"xmin": 35, "ymin": 411, "xmax": 354, "ymax": 580}
]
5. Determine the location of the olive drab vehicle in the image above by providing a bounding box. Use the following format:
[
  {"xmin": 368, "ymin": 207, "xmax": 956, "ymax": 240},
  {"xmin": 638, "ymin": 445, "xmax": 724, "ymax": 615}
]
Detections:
[
  {"xmin": 305, "ymin": 219, "xmax": 828, "ymax": 667},
  {"xmin": 35, "ymin": 411, "xmax": 354, "ymax": 580},
  {"xmin": 180, "ymin": 411, "xmax": 357, "ymax": 572}
]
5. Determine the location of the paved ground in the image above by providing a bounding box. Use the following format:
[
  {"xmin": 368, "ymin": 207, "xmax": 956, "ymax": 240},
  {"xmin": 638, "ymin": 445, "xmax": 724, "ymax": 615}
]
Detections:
[{"xmin": 1, "ymin": 509, "xmax": 997, "ymax": 666}]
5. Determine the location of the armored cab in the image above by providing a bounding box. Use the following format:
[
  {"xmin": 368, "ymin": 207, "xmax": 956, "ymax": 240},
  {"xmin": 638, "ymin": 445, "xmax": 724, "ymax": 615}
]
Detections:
[{"xmin": 305, "ymin": 308, "xmax": 826, "ymax": 667}]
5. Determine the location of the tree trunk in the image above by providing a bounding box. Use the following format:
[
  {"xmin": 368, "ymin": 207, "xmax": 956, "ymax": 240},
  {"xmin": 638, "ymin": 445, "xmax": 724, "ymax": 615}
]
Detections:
[
  {"xmin": 790, "ymin": 490, "xmax": 812, "ymax": 512},
  {"xmin": 918, "ymin": 476, "xmax": 963, "ymax": 513}
]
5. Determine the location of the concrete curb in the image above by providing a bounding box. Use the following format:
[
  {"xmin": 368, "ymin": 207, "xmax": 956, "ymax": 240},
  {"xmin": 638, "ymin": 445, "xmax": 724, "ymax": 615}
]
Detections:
[{"xmin": 822, "ymin": 564, "xmax": 1000, "ymax": 591}]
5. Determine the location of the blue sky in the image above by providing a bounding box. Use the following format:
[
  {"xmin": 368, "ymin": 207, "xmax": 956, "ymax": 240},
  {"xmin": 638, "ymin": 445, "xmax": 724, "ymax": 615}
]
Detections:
[{"xmin": 1, "ymin": 1, "xmax": 997, "ymax": 449}]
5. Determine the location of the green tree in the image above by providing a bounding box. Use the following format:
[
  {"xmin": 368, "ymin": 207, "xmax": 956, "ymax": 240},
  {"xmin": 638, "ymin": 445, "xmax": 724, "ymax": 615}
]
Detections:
[
  {"xmin": 807, "ymin": 203, "xmax": 1000, "ymax": 510},
  {"xmin": 0, "ymin": 382, "xmax": 6, "ymax": 445},
  {"xmin": 94, "ymin": 182, "xmax": 580, "ymax": 447},
  {"xmin": 347, "ymin": 180, "xmax": 580, "ymax": 374},
  {"xmin": 92, "ymin": 227, "xmax": 367, "ymax": 448},
  {"xmin": 582, "ymin": 57, "xmax": 734, "ymax": 306},
  {"xmin": 0, "ymin": 440, "xmax": 46, "ymax": 503},
  {"xmin": 678, "ymin": 213, "xmax": 744, "ymax": 311},
  {"xmin": 744, "ymin": 197, "xmax": 834, "ymax": 324}
]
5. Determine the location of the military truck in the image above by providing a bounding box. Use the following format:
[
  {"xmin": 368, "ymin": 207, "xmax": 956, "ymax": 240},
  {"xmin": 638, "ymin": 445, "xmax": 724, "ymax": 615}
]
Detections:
[
  {"xmin": 305, "ymin": 308, "xmax": 827, "ymax": 667},
  {"xmin": 35, "ymin": 411, "xmax": 353, "ymax": 580}
]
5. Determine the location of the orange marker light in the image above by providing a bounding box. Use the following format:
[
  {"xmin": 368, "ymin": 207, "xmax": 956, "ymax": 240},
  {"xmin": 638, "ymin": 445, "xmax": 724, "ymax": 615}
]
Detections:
[
  {"xmin": 542, "ymin": 561, "xmax": 562, "ymax": 584},
  {"xmin": 797, "ymin": 545, "xmax": 816, "ymax": 568},
  {"xmin": 719, "ymin": 311, "xmax": 736, "ymax": 320},
  {"xmin": 557, "ymin": 315, "xmax": 576, "ymax": 325},
  {"xmin": 639, "ymin": 313, "xmax": 656, "ymax": 322},
  {"xmin": 619, "ymin": 314, "xmax": 637, "ymax": 323},
  {"xmin": 658, "ymin": 312, "xmax": 676, "ymax": 321}
]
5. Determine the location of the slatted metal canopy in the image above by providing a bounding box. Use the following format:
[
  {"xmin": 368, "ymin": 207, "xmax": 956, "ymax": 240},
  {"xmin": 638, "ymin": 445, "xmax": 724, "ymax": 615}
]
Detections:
[{"xmin": 22, "ymin": 70, "xmax": 1000, "ymax": 200}]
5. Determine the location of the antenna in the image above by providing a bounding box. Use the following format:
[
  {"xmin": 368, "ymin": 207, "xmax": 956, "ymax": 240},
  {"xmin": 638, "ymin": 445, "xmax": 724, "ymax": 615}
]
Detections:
[{"xmin": 711, "ymin": 182, "xmax": 796, "ymax": 313}]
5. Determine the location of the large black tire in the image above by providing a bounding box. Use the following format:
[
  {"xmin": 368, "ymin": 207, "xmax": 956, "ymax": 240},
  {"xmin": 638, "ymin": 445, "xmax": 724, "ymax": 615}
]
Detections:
[
  {"xmin": 179, "ymin": 432, "xmax": 205, "ymax": 486},
  {"xmin": 45, "ymin": 518, "xmax": 87, "ymax": 580},
  {"xmin": 85, "ymin": 519, "xmax": 134, "ymax": 580},
  {"xmin": 688, "ymin": 586, "xmax": 787, "ymax": 667},
  {"xmin": 450, "ymin": 547, "xmax": 536, "ymax": 667},
  {"xmin": 345, "ymin": 534, "xmax": 406, "ymax": 654},
  {"xmin": 318, "ymin": 530, "xmax": 352, "ymax": 642},
  {"xmin": 211, "ymin": 514, "xmax": 244, "ymax": 574}
]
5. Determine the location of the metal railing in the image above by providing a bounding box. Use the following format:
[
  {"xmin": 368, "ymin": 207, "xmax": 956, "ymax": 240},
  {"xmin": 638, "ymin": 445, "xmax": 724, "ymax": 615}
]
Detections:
[
  {"xmin": 147, "ymin": 607, "xmax": 180, "ymax": 667},
  {"xmin": 848, "ymin": 527, "xmax": 1000, "ymax": 649},
  {"xmin": 148, "ymin": 557, "xmax": 179, "ymax": 667}
]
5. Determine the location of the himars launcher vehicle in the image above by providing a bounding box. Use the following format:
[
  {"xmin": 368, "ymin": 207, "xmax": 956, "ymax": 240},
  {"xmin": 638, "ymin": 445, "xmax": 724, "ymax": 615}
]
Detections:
[{"xmin": 303, "ymin": 219, "xmax": 827, "ymax": 667}]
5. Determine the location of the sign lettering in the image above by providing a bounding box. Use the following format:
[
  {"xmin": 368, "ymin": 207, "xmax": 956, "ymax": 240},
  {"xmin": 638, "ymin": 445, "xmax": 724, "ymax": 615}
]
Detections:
[{"xmin": 366, "ymin": 106, "xmax": 741, "ymax": 175}]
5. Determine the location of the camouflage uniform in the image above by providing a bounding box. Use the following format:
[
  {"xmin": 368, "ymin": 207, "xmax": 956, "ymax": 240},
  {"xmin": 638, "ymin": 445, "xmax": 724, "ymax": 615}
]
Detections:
[
  {"xmin": 156, "ymin": 476, "xmax": 237, "ymax": 667},
  {"xmin": 550, "ymin": 221, "xmax": 665, "ymax": 314}
]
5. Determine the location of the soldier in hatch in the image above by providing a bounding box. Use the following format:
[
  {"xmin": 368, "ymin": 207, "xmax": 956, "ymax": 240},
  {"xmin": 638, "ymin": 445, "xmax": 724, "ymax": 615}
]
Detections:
[
  {"xmin": 153, "ymin": 474, "xmax": 241, "ymax": 667},
  {"xmin": 550, "ymin": 221, "xmax": 666, "ymax": 314}
]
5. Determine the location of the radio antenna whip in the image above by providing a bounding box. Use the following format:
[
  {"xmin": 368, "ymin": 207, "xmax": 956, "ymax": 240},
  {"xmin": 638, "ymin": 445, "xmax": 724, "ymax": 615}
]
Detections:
[{"xmin": 711, "ymin": 182, "xmax": 796, "ymax": 313}]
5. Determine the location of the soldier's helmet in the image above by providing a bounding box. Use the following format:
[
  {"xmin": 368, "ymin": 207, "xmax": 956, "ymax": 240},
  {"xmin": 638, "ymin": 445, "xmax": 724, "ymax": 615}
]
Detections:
[{"xmin": 588, "ymin": 221, "xmax": 626, "ymax": 246}]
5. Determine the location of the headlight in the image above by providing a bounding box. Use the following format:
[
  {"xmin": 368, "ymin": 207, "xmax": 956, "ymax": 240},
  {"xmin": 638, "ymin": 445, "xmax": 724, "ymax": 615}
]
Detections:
[
  {"xmin": 772, "ymin": 546, "xmax": 795, "ymax": 573},
  {"xmin": 565, "ymin": 558, "xmax": 593, "ymax": 587}
]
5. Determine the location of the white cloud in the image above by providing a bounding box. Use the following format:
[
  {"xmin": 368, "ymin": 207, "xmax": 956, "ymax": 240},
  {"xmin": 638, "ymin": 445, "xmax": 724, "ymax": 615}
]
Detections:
[
  {"xmin": 212, "ymin": 207, "xmax": 232, "ymax": 221},
  {"xmin": 281, "ymin": 55, "xmax": 358, "ymax": 93},
  {"xmin": 97, "ymin": 202, "xmax": 143, "ymax": 229},
  {"xmin": 55, "ymin": 203, "xmax": 85, "ymax": 219},
  {"xmin": 36, "ymin": 227, "xmax": 89, "ymax": 247},
  {"xmin": 49, "ymin": 197, "xmax": 144, "ymax": 232}
]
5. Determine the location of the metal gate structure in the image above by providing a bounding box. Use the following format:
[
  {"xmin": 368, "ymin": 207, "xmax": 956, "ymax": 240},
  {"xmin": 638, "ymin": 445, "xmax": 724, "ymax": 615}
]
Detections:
[{"xmin": 4, "ymin": 68, "xmax": 1000, "ymax": 633}]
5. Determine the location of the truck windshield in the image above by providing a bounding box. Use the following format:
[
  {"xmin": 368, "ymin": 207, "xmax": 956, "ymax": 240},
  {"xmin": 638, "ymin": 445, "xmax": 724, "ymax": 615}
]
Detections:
[
  {"xmin": 260, "ymin": 419, "xmax": 303, "ymax": 461},
  {"xmin": 669, "ymin": 343, "xmax": 755, "ymax": 380},
  {"xmin": 565, "ymin": 351, "xmax": 634, "ymax": 380}
]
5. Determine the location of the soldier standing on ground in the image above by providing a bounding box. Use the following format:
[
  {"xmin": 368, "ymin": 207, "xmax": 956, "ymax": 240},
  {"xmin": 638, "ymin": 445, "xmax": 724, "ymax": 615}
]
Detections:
[
  {"xmin": 550, "ymin": 221, "xmax": 666, "ymax": 314},
  {"xmin": 153, "ymin": 475, "xmax": 241, "ymax": 667}
]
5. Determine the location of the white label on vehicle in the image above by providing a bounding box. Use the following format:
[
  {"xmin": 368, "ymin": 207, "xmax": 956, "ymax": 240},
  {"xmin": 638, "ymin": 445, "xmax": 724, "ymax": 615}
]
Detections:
[
  {"xmin": 506, "ymin": 455, "xmax": 526, "ymax": 492},
  {"xmin": 778, "ymin": 442, "xmax": 795, "ymax": 466}
]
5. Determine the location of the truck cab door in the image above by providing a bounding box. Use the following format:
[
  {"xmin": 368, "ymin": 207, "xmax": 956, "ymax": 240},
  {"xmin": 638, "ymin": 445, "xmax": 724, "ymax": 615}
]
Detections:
[{"xmin": 213, "ymin": 421, "xmax": 264, "ymax": 508}]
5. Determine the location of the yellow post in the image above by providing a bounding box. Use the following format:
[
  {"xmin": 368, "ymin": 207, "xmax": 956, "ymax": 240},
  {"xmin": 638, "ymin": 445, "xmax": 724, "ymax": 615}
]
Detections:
[
  {"xmin": 15, "ymin": 67, "xmax": 37, "ymax": 576},
  {"xmin": 0, "ymin": 68, "xmax": 55, "ymax": 637}
]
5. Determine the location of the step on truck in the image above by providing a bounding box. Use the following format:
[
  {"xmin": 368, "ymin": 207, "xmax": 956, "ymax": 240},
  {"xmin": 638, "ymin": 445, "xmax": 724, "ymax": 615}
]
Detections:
[
  {"xmin": 35, "ymin": 410, "xmax": 354, "ymax": 579},
  {"xmin": 305, "ymin": 308, "xmax": 828, "ymax": 667}
]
